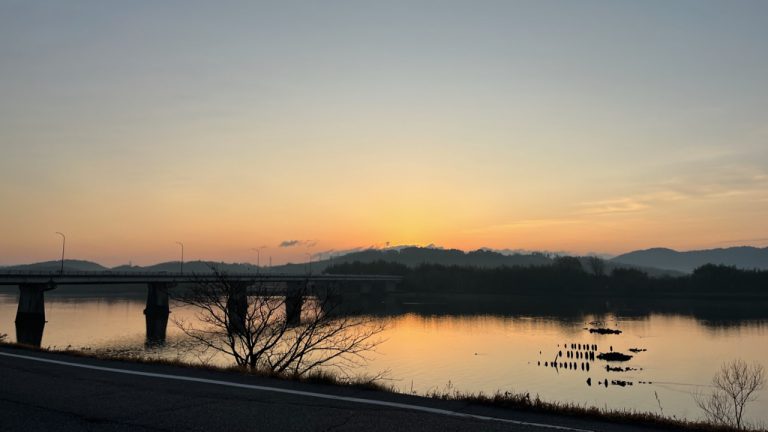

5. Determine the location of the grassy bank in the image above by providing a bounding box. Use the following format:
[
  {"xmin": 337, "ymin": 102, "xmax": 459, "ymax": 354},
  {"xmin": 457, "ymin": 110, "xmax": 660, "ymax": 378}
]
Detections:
[
  {"xmin": 424, "ymin": 388, "xmax": 766, "ymax": 432},
  {"xmin": 1, "ymin": 341, "xmax": 765, "ymax": 432}
]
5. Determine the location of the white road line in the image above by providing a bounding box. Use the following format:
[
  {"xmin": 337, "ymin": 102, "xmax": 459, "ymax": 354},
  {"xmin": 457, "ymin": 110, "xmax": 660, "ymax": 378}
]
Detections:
[{"xmin": 0, "ymin": 351, "xmax": 594, "ymax": 432}]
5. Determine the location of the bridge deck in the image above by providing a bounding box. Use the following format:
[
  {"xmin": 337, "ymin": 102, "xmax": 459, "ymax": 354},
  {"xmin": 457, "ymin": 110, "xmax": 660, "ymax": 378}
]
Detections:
[{"xmin": 0, "ymin": 271, "xmax": 402, "ymax": 285}]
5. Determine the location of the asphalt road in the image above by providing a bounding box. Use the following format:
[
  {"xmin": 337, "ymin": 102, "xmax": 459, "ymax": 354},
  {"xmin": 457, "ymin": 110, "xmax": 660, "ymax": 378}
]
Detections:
[{"xmin": 1, "ymin": 347, "xmax": 665, "ymax": 432}]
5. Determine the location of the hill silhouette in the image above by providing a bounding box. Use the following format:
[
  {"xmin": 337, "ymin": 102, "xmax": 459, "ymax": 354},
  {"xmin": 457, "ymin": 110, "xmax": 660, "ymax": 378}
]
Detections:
[
  {"xmin": 611, "ymin": 246, "xmax": 768, "ymax": 273},
  {"xmin": 2, "ymin": 247, "xmax": 680, "ymax": 276},
  {"xmin": 329, "ymin": 247, "xmax": 552, "ymax": 268},
  {"xmin": 112, "ymin": 261, "xmax": 257, "ymax": 274},
  {"xmin": 4, "ymin": 260, "xmax": 108, "ymax": 272},
  {"xmin": 322, "ymin": 247, "xmax": 679, "ymax": 276}
]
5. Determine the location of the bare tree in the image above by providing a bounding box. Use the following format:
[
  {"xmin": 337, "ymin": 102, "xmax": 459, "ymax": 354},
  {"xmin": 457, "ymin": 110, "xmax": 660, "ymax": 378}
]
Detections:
[
  {"xmin": 586, "ymin": 256, "xmax": 606, "ymax": 277},
  {"xmin": 694, "ymin": 359, "xmax": 766, "ymax": 430},
  {"xmin": 172, "ymin": 269, "xmax": 385, "ymax": 377}
]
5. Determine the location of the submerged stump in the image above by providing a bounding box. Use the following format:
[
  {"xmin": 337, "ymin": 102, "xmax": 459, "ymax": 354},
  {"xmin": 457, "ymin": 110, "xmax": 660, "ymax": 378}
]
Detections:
[{"xmin": 597, "ymin": 352, "xmax": 633, "ymax": 362}]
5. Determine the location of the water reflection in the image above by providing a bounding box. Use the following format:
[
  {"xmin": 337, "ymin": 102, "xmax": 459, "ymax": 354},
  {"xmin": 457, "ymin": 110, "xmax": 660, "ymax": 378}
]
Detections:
[
  {"xmin": 337, "ymin": 293, "xmax": 768, "ymax": 330},
  {"xmin": 144, "ymin": 312, "xmax": 168, "ymax": 346},
  {"xmin": 15, "ymin": 314, "xmax": 45, "ymax": 346}
]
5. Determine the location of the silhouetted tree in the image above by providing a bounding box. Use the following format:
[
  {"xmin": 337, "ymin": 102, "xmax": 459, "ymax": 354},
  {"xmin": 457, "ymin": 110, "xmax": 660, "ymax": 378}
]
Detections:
[
  {"xmin": 328, "ymin": 259, "xmax": 768, "ymax": 297},
  {"xmin": 326, "ymin": 260, "xmax": 410, "ymax": 276},
  {"xmin": 172, "ymin": 269, "xmax": 384, "ymax": 376},
  {"xmin": 554, "ymin": 256, "xmax": 585, "ymax": 273},
  {"xmin": 608, "ymin": 267, "xmax": 650, "ymax": 292},
  {"xmin": 587, "ymin": 256, "xmax": 606, "ymax": 277}
]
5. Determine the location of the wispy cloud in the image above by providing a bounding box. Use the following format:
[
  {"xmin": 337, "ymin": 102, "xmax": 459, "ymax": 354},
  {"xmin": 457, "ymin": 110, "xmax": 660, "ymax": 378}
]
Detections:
[
  {"xmin": 465, "ymin": 168, "xmax": 768, "ymax": 236},
  {"xmin": 576, "ymin": 190, "xmax": 687, "ymax": 215},
  {"xmin": 715, "ymin": 237, "xmax": 768, "ymax": 246},
  {"xmin": 578, "ymin": 169, "xmax": 768, "ymax": 216},
  {"xmin": 576, "ymin": 198, "xmax": 650, "ymax": 215},
  {"xmin": 314, "ymin": 247, "xmax": 365, "ymax": 256},
  {"xmin": 464, "ymin": 218, "xmax": 583, "ymax": 234},
  {"xmin": 278, "ymin": 239, "xmax": 317, "ymax": 248},
  {"xmin": 480, "ymin": 247, "xmax": 574, "ymax": 256}
]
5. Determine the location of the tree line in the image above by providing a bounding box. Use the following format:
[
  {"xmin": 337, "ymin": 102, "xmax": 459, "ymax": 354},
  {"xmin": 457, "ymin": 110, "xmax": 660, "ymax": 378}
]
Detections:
[{"xmin": 326, "ymin": 258, "xmax": 768, "ymax": 297}]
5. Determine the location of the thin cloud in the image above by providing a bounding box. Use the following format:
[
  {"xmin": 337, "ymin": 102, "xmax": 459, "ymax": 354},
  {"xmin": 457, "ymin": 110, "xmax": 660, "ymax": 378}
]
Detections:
[
  {"xmin": 318, "ymin": 247, "xmax": 366, "ymax": 257},
  {"xmin": 464, "ymin": 218, "xmax": 583, "ymax": 234},
  {"xmin": 588, "ymin": 166, "xmax": 768, "ymax": 216},
  {"xmin": 278, "ymin": 239, "xmax": 317, "ymax": 248},
  {"xmin": 480, "ymin": 247, "xmax": 573, "ymax": 256},
  {"xmin": 715, "ymin": 237, "xmax": 768, "ymax": 246},
  {"xmin": 577, "ymin": 198, "xmax": 650, "ymax": 215},
  {"xmin": 576, "ymin": 189, "xmax": 690, "ymax": 216}
]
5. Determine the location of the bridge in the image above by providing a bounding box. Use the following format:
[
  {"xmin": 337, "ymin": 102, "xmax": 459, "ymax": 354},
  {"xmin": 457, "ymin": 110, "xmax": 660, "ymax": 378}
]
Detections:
[
  {"xmin": 0, "ymin": 271, "xmax": 403, "ymax": 347},
  {"xmin": 0, "ymin": 271, "xmax": 402, "ymax": 286}
]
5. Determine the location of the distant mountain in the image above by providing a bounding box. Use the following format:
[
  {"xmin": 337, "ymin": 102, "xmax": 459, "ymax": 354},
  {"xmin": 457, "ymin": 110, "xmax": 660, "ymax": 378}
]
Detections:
[
  {"xmin": 321, "ymin": 247, "xmax": 680, "ymax": 277},
  {"xmin": 4, "ymin": 260, "xmax": 108, "ymax": 272},
  {"xmin": 611, "ymin": 246, "xmax": 768, "ymax": 273},
  {"xmin": 1, "ymin": 247, "xmax": 682, "ymax": 277},
  {"xmin": 327, "ymin": 247, "xmax": 553, "ymax": 268},
  {"xmin": 112, "ymin": 261, "xmax": 261, "ymax": 274}
]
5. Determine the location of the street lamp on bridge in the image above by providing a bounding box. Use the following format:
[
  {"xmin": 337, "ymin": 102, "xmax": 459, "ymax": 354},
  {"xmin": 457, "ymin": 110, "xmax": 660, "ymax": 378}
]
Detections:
[
  {"xmin": 55, "ymin": 232, "xmax": 66, "ymax": 274},
  {"xmin": 175, "ymin": 241, "xmax": 184, "ymax": 274},
  {"xmin": 251, "ymin": 246, "xmax": 266, "ymax": 274},
  {"xmin": 305, "ymin": 252, "xmax": 313, "ymax": 275}
]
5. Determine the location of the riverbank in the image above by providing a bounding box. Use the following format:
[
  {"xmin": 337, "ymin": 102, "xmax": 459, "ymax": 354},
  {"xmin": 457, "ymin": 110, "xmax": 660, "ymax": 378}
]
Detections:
[{"xmin": 1, "ymin": 341, "xmax": 763, "ymax": 432}]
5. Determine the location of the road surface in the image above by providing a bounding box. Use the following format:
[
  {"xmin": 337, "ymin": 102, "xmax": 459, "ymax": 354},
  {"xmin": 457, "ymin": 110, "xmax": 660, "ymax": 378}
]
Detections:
[{"xmin": 1, "ymin": 346, "xmax": 665, "ymax": 431}]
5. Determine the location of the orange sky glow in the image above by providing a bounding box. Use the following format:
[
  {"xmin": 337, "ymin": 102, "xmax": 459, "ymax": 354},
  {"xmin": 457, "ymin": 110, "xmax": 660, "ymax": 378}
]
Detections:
[{"xmin": 2, "ymin": 2, "xmax": 767, "ymax": 266}]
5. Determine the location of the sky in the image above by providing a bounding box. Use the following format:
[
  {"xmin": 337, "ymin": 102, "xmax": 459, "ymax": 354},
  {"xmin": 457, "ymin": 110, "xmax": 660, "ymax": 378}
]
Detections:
[{"xmin": 1, "ymin": 1, "xmax": 767, "ymax": 266}]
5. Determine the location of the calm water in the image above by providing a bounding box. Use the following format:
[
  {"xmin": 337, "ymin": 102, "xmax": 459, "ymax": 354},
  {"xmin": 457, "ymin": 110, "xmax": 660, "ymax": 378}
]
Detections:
[{"xmin": 2, "ymin": 289, "xmax": 767, "ymax": 424}]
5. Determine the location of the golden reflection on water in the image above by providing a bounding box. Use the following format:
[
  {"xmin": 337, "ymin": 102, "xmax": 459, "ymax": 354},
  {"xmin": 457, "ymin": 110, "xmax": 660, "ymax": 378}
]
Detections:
[
  {"xmin": 368, "ymin": 313, "xmax": 768, "ymax": 423},
  {"xmin": 1, "ymin": 294, "xmax": 767, "ymax": 424}
]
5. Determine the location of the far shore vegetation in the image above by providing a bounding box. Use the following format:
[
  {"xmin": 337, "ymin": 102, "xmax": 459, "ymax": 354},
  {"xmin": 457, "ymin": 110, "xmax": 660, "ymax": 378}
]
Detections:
[
  {"xmin": 0, "ymin": 342, "xmax": 765, "ymax": 432},
  {"xmin": 326, "ymin": 259, "xmax": 768, "ymax": 298}
]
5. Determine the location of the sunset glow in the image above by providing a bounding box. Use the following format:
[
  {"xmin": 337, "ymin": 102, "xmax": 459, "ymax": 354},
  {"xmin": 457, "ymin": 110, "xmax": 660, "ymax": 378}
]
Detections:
[{"xmin": 2, "ymin": 1, "xmax": 767, "ymax": 266}]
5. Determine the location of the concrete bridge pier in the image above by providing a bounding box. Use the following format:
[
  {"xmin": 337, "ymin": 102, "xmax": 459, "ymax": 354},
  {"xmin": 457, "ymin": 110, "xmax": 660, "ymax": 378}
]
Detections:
[
  {"xmin": 15, "ymin": 283, "xmax": 53, "ymax": 347},
  {"xmin": 285, "ymin": 281, "xmax": 305, "ymax": 325},
  {"xmin": 144, "ymin": 282, "xmax": 173, "ymax": 345},
  {"xmin": 324, "ymin": 281, "xmax": 343, "ymax": 303},
  {"xmin": 226, "ymin": 282, "xmax": 249, "ymax": 335},
  {"xmin": 360, "ymin": 282, "xmax": 373, "ymax": 295},
  {"xmin": 384, "ymin": 280, "xmax": 398, "ymax": 293}
]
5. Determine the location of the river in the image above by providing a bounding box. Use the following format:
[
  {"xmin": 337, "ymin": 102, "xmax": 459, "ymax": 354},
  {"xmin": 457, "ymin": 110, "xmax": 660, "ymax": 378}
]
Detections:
[{"xmin": 1, "ymin": 287, "xmax": 767, "ymax": 425}]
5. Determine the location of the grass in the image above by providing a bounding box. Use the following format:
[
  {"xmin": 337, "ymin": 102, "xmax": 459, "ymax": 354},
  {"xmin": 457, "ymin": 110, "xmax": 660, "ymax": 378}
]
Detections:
[
  {"xmin": 424, "ymin": 386, "xmax": 766, "ymax": 432},
  {"xmin": 1, "ymin": 340, "xmax": 765, "ymax": 432}
]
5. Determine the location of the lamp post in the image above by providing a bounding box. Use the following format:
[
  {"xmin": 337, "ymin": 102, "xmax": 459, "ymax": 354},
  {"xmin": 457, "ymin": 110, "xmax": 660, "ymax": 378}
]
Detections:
[
  {"xmin": 252, "ymin": 246, "xmax": 266, "ymax": 274},
  {"xmin": 305, "ymin": 252, "xmax": 312, "ymax": 275},
  {"xmin": 55, "ymin": 232, "xmax": 66, "ymax": 274},
  {"xmin": 176, "ymin": 241, "xmax": 184, "ymax": 274}
]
